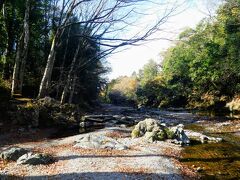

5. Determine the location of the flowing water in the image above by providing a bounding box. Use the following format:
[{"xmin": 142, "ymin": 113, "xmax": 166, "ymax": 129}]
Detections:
[{"xmin": 181, "ymin": 113, "xmax": 240, "ymax": 179}]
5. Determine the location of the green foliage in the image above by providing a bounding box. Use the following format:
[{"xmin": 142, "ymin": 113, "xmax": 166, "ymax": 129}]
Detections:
[
  {"xmin": 132, "ymin": 0, "xmax": 240, "ymax": 109},
  {"xmin": 137, "ymin": 76, "xmax": 165, "ymax": 107},
  {"xmin": 138, "ymin": 59, "xmax": 159, "ymax": 86}
]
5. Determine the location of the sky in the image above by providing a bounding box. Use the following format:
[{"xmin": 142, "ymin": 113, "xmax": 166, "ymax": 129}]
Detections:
[{"xmin": 106, "ymin": 0, "xmax": 221, "ymax": 80}]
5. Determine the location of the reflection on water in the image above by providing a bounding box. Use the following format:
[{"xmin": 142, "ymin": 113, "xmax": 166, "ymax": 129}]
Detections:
[
  {"xmin": 182, "ymin": 114, "xmax": 240, "ymax": 179},
  {"xmin": 180, "ymin": 141, "xmax": 240, "ymax": 179},
  {"xmin": 194, "ymin": 110, "xmax": 240, "ymax": 119}
]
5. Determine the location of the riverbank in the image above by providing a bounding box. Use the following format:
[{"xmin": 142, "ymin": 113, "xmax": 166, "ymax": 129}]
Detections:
[
  {"xmin": 0, "ymin": 126, "xmax": 190, "ymax": 179},
  {"xmin": 0, "ymin": 104, "xmax": 239, "ymax": 179}
]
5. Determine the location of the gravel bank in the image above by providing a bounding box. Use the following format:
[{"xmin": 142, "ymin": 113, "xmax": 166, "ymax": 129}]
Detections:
[{"xmin": 0, "ymin": 127, "xmax": 184, "ymax": 180}]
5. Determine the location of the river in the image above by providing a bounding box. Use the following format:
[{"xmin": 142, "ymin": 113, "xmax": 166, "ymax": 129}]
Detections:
[{"xmin": 83, "ymin": 105, "xmax": 240, "ymax": 179}]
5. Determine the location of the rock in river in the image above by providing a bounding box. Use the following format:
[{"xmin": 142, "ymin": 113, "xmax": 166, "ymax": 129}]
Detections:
[
  {"xmin": 132, "ymin": 119, "xmax": 190, "ymax": 145},
  {"xmin": 185, "ymin": 130, "xmax": 222, "ymax": 143},
  {"xmin": 132, "ymin": 118, "xmax": 167, "ymax": 142}
]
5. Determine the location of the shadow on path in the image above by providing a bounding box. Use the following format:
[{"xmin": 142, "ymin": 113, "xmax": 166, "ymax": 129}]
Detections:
[
  {"xmin": 57, "ymin": 153, "xmax": 177, "ymax": 161},
  {"xmin": 0, "ymin": 172, "xmax": 183, "ymax": 180}
]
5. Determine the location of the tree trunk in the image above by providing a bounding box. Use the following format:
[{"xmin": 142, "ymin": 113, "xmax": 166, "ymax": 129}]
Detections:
[
  {"xmin": 1, "ymin": 2, "xmax": 8, "ymax": 79},
  {"xmin": 43, "ymin": 0, "xmax": 50, "ymax": 62},
  {"xmin": 60, "ymin": 42, "xmax": 81, "ymax": 104},
  {"xmin": 56, "ymin": 27, "xmax": 71, "ymax": 99},
  {"xmin": 11, "ymin": 0, "xmax": 30, "ymax": 95},
  {"xmin": 38, "ymin": 0, "xmax": 79, "ymax": 99},
  {"xmin": 11, "ymin": 34, "xmax": 23, "ymax": 95},
  {"xmin": 19, "ymin": 0, "xmax": 30, "ymax": 93},
  {"xmin": 0, "ymin": 0, "xmax": 4, "ymax": 11},
  {"xmin": 2, "ymin": 37, "xmax": 14, "ymax": 80},
  {"xmin": 68, "ymin": 73, "xmax": 77, "ymax": 104},
  {"xmin": 2, "ymin": 1, "xmax": 15, "ymax": 80},
  {"xmin": 38, "ymin": 34, "xmax": 58, "ymax": 98}
]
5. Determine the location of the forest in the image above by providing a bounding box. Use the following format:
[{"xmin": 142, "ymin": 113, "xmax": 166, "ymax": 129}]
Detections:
[
  {"xmin": 0, "ymin": 0, "xmax": 175, "ymax": 113},
  {"xmin": 0, "ymin": 0, "xmax": 239, "ymax": 122},
  {"xmin": 106, "ymin": 0, "xmax": 240, "ymax": 111}
]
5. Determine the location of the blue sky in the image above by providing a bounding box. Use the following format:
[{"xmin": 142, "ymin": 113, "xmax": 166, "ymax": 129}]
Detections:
[{"xmin": 106, "ymin": 0, "xmax": 221, "ymax": 80}]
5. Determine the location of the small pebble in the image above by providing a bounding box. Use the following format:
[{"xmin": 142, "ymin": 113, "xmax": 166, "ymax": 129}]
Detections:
[{"xmin": 196, "ymin": 167, "xmax": 203, "ymax": 172}]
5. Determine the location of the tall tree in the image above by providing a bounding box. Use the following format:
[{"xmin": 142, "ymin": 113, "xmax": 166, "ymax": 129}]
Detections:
[
  {"xmin": 0, "ymin": 0, "xmax": 5, "ymax": 11},
  {"xmin": 11, "ymin": 0, "xmax": 30, "ymax": 95},
  {"xmin": 138, "ymin": 59, "xmax": 159, "ymax": 86},
  {"xmin": 1, "ymin": 0, "xmax": 19, "ymax": 80},
  {"xmin": 38, "ymin": 0, "xmax": 181, "ymax": 98}
]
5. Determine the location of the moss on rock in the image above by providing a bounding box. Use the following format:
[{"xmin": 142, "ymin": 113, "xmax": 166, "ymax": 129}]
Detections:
[
  {"xmin": 165, "ymin": 128, "xmax": 175, "ymax": 139},
  {"xmin": 156, "ymin": 130, "xmax": 167, "ymax": 141},
  {"xmin": 131, "ymin": 129, "xmax": 140, "ymax": 138}
]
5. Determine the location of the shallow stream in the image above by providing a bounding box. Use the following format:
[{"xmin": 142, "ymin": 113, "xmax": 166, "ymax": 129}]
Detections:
[{"xmin": 181, "ymin": 112, "xmax": 240, "ymax": 179}]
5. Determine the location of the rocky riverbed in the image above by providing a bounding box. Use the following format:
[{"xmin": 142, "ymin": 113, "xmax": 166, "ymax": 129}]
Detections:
[
  {"xmin": 0, "ymin": 104, "xmax": 239, "ymax": 179},
  {"xmin": 0, "ymin": 127, "xmax": 186, "ymax": 179}
]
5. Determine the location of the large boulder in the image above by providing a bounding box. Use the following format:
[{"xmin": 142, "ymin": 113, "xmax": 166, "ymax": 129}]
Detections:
[
  {"xmin": 0, "ymin": 147, "xmax": 28, "ymax": 161},
  {"xmin": 131, "ymin": 119, "xmax": 190, "ymax": 144},
  {"xmin": 74, "ymin": 134, "xmax": 128, "ymax": 150},
  {"xmin": 17, "ymin": 152, "xmax": 53, "ymax": 165},
  {"xmin": 144, "ymin": 130, "xmax": 166, "ymax": 143},
  {"xmin": 131, "ymin": 118, "xmax": 173, "ymax": 142},
  {"xmin": 131, "ymin": 118, "xmax": 160, "ymax": 138}
]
